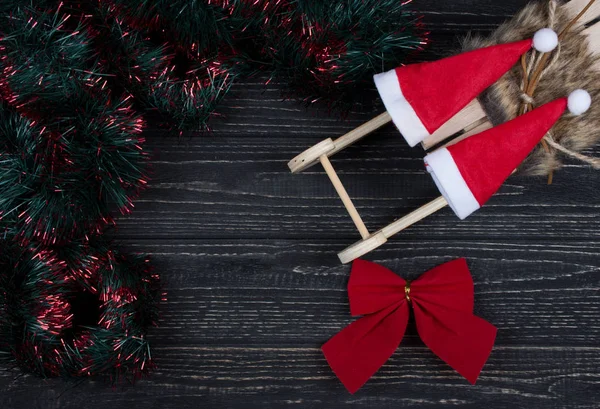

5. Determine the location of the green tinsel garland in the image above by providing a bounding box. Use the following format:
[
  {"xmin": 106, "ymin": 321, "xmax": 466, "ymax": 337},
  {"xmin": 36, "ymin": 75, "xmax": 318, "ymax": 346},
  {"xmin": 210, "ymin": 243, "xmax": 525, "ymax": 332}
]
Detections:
[
  {"xmin": 0, "ymin": 6, "xmax": 148, "ymax": 244},
  {"xmin": 1, "ymin": 0, "xmax": 427, "ymax": 129},
  {"xmin": 0, "ymin": 0, "xmax": 426, "ymax": 381},
  {"xmin": 261, "ymin": 1, "xmax": 428, "ymax": 107},
  {"xmin": 0, "ymin": 238, "xmax": 161, "ymax": 380}
]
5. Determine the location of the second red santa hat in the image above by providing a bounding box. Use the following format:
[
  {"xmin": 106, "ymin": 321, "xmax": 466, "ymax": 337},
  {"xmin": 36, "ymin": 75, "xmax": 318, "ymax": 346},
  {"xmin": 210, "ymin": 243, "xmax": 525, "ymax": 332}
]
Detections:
[
  {"xmin": 424, "ymin": 90, "xmax": 592, "ymax": 220},
  {"xmin": 374, "ymin": 28, "xmax": 560, "ymax": 147}
]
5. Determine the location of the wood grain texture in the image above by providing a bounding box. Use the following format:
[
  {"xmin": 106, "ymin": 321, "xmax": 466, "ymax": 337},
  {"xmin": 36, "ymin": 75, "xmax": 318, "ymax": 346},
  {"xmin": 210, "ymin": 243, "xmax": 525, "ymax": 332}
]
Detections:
[
  {"xmin": 93, "ymin": 239, "xmax": 600, "ymax": 347},
  {"xmin": 2, "ymin": 346, "xmax": 600, "ymax": 409},
  {"xmin": 118, "ymin": 132, "xmax": 600, "ymax": 241},
  {"xmin": 2, "ymin": 0, "xmax": 600, "ymax": 407},
  {"xmin": 1, "ymin": 239, "xmax": 598, "ymax": 408}
]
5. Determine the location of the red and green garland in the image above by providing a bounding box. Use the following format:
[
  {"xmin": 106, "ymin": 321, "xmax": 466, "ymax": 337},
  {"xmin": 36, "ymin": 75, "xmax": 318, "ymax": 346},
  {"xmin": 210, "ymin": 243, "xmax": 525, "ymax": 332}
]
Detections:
[
  {"xmin": 0, "ymin": 239, "xmax": 161, "ymax": 380},
  {"xmin": 0, "ymin": 0, "xmax": 426, "ymax": 380}
]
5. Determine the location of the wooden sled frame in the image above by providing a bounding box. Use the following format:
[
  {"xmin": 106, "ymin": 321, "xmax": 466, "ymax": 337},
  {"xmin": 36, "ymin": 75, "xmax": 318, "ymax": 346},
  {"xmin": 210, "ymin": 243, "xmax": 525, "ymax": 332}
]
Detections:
[{"xmin": 288, "ymin": 0, "xmax": 600, "ymax": 264}]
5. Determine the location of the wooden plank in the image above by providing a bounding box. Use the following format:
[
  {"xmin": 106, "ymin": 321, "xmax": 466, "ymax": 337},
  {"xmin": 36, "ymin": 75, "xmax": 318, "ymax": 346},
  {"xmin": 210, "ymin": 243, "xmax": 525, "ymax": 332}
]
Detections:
[
  {"xmin": 114, "ymin": 238, "xmax": 599, "ymax": 346},
  {"xmin": 1, "ymin": 2, "xmax": 600, "ymax": 408},
  {"xmin": 118, "ymin": 134, "xmax": 600, "ymax": 241},
  {"xmin": 1, "ymin": 346, "xmax": 599, "ymax": 409},
  {"xmin": 564, "ymin": 0, "xmax": 600, "ymax": 24},
  {"xmin": 584, "ymin": 22, "xmax": 600, "ymax": 67},
  {"xmin": 422, "ymin": 100, "xmax": 489, "ymax": 150},
  {"xmin": 442, "ymin": 119, "xmax": 495, "ymax": 148},
  {"xmin": 1, "ymin": 237, "xmax": 599, "ymax": 407}
]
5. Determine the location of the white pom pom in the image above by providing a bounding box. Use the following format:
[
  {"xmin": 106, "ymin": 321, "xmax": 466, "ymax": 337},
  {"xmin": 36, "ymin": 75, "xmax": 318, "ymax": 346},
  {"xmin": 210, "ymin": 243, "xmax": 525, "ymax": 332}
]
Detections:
[
  {"xmin": 568, "ymin": 89, "xmax": 591, "ymax": 115},
  {"xmin": 533, "ymin": 28, "xmax": 558, "ymax": 53}
]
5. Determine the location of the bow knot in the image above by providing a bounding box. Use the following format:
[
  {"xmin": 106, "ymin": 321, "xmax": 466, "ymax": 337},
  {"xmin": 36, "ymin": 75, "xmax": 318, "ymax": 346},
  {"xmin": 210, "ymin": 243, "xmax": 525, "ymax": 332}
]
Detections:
[
  {"xmin": 404, "ymin": 280, "xmax": 412, "ymax": 303},
  {"xmin": 322, "ymin": 258, "xmax": 497, "ymax": 394}
]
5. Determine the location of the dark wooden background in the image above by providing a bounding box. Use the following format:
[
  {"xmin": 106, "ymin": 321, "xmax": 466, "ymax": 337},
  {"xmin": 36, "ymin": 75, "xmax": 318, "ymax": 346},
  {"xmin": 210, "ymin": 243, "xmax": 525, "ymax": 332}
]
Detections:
[{"xmin": 2, "ymin": 1, "xmax": 600, "ymax": 408}]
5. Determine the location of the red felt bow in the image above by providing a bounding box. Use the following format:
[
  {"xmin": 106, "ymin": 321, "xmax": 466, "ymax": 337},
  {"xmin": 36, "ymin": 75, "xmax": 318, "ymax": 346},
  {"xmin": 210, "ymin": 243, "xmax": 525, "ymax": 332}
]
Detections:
[{"xmin": 322, "ymin": 258, "xmax": 497, "ymax": 394}]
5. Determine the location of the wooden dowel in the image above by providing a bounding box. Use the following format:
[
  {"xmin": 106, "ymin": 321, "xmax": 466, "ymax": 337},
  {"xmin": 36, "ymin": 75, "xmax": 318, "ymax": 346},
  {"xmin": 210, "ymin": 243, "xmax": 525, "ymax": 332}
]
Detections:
[
  {"xmin": 330, "ymin": 112, "xmax": 392, "ymax": 155},
  {"xmin": 381, "ymin": 196, "xmax": 448, "ymax": 238},
  {"xmin": 319, "ymin": 154, "xmax": 370, "ymax": 240},
  {"xmin": 337, "ymin": 196, "xmax": 449, "ymax": 264},
  {"xmin": 288, "ymin": 112, "xmax": 391, "ymax": 174}
]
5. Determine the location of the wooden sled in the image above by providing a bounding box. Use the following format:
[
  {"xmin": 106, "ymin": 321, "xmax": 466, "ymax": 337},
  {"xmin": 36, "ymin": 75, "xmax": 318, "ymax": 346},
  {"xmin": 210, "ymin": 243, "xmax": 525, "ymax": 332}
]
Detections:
[{"xmin": 288, "ymin": 0, "xmax": 600, "ymax": 264}]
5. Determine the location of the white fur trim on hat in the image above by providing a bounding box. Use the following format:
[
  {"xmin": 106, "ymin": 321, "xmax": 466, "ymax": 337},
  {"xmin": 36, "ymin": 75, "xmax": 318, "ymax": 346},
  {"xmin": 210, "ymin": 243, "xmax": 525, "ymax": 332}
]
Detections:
[
  {"xmin": 374, "ymin": 69, "xmax": 430, "ymax": 147},
  {"xmin": 424, "ymin": 148, "xmax": 480, "ymax": 220}
]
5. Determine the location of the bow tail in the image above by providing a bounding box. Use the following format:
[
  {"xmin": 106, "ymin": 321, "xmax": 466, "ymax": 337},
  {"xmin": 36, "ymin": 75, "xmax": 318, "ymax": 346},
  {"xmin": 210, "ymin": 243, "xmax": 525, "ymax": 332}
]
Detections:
[
  {"xmin": 322, "ymin": 304, "xmax": 409, "ymax": 394},
  {"xmin": 413, "ymin": 302, "xmax": 497, "ymax": 384}
]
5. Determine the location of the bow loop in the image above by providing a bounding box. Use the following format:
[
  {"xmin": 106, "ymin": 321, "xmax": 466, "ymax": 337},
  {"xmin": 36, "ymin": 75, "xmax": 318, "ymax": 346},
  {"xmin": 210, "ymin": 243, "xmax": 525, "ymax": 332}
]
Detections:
[
  {"xmin": 411, "ymin": 258, "xmax": 474, "ymax": 313},
  {"xmin": 413, "ymin": 302, "xmax": 497, "ymax": 384},
  {"xmin": 322, "ymin": 259, "xmax": 497, "ymax": 394},
  {"xmin": 322, "ymin": 305, "xmax": 409, "ymax": 394},
  {"xmin": 348, "ymin": 259, "xmax": 407, "ymax": 316}
]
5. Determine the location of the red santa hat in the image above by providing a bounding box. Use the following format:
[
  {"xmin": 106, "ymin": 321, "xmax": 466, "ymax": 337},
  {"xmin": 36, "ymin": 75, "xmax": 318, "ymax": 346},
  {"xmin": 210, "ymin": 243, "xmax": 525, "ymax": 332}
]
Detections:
[
  {"xmin": 424, "ymin": 90, "xmax": 592, "ymax": 220},
  {"xmin": 374, "ymin": 28, "xmax": 560, "ymax": 147}
]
